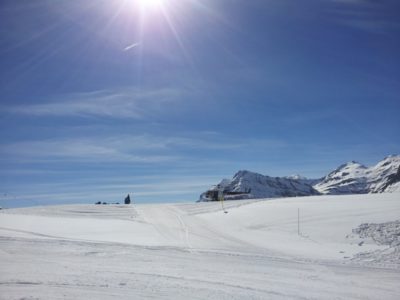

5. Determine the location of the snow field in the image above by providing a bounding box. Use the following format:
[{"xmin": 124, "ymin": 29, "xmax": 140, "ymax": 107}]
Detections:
[{"xmin": 1, "ymin": 193, "xmax": 400, "ymax": 299}]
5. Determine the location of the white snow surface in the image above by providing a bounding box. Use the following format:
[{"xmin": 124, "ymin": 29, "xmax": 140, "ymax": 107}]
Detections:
[{"xmin": 1, "ymin": 193, "xmax": 400, "ymax": 299}]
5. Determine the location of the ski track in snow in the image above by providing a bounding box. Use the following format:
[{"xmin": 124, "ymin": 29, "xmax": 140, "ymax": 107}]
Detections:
[{"xmin": 1, "ymin": 193, "xmax": 400, "ymax": 299}]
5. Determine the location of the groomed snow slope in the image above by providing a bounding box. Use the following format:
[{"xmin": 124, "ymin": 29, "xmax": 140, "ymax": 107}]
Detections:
[{"xmin": 1, "ymin": 194, "xmax": 400, "ymax": 299}]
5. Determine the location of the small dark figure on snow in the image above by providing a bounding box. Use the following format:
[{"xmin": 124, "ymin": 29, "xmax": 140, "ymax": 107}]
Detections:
[{"xmin": 124, "ymin": 194, "xmax": 131, "ymax": 205}]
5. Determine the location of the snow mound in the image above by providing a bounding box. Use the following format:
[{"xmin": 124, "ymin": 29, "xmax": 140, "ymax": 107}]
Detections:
[
  {"xmin": 351, "ymin": 220, "xmax": 400, "ymax": 267},
  {"xmin": 353, "ymin": 220, "xmax": 400, "ymax": 247}
]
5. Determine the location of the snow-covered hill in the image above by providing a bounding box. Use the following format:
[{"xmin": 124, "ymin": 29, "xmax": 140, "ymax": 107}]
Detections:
[
  {"xmin": 1, "ymin": 194, "xmax": 400, "ymax": 299},
  {"xmin": 200, "ymin": 155, "xmax": 400, "ymax": 201}
]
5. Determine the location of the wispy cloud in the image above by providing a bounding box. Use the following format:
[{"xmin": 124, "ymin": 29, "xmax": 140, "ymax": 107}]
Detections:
[
  {"xmin": 327, "ymin": 0, "xmax": 400, "ymax": 33},
  {"xmin": 0, "ymin": 133, "xmax": 287, "ymax": 164},
  {"xmin": 123, "ymin": 42, "xmax": 140, "ymax": 51},
  {"xmin": 3, "ymin": 88, "xmax": 183, "ymax": 119},
  {"xmin": 0, "ymin": 135, "xmax": 179, "ymax": 163}
]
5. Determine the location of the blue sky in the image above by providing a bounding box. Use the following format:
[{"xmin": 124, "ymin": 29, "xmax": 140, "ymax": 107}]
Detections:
[{"xmin": 1, "ymin": 0, "xmax": 399, "ymax": 207}]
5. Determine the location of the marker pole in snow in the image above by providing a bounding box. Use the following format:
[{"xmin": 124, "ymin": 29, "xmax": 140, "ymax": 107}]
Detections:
[
  {"xmin": 219, "ymin": 192, "xmax": 228, "ymax": 214},
  {"xmin": 298, "ymin": 208, "xmax": 300, "ymax": 236}
]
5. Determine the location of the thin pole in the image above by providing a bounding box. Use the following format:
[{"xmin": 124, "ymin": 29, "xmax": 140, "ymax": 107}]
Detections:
[
  {"xmin": 220, "ymin": 193, "xmax": 227, "ymax": 214},
  {"xmin": 298, "ymin": 208, "xmax": 300, "ymax": 236}
]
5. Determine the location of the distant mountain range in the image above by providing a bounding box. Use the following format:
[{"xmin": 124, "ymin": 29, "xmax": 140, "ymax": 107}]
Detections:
[{"xmin": 199, "ymin": 155, "xmax": 400, "ymax": 201}]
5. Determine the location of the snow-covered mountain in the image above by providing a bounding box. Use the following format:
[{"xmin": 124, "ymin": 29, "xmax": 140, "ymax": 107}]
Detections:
[
  {"xmin": 313, "ymin": 161, "xmax": 369, "ymax": 194},
  {"xmin": 315, "ymin": 155, "xmax": 400, "ymax": 194},
  {"xmin": 199, "ymin": 170, "xmax": 320, "ymax": 201},
  {"xmin": 200, "ymin": 155, "xmax": 400, "ymax": 201}
]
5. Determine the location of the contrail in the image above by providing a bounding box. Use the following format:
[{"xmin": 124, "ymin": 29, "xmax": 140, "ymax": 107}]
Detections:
[{"xmin": 123, "ymin": 42, "xmax": 140, "ymax": 51}]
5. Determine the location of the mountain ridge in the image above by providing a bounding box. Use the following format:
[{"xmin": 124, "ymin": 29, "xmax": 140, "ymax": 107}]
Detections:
[{"xmin": 199, "ymin": 155, "xmax": 400, "ymax": 201}]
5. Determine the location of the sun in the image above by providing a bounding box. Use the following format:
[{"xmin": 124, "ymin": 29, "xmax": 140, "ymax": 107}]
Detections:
[
  {"xmin": 136, "ymin": 0, "xmax": 164, "ymax": 10},
  {"xmin": 121, "ymin": 0, "xmax": 166, "ymax": 14}
]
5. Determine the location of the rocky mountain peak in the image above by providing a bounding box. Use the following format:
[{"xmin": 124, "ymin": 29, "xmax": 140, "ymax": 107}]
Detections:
[{"xmin": 199, "ymin": 155, "xmax": 400, "ymax": 201}]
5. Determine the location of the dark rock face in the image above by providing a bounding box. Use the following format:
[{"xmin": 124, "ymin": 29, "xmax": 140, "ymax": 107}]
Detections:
[{"xmin": 377, "ymin": 166, "xmax": 400, "ymax": 193}]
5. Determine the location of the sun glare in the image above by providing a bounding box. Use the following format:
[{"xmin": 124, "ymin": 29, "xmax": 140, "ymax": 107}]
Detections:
[{"xmin": 137, "ymin": 0, "xmax": 164, "ymax": 10}]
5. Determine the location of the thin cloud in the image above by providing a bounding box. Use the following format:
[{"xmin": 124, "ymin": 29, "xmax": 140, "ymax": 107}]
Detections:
[
  {"xmin": 0, "ymin": 136, "xmax": 180, "ymax": 164},
  {"xmin": 123, "ymin": 42, "xmax": 140, "ymax": 51},
  {"xmin": 4, "ymin": 88, "xmax": 183, "ymax": 119},
  {"xmin": 0, "ymin": 133, "xmax": 287, "ymax": 164},
  {"xmin": 327, "ymin": 0, "xmax": 400, "ymax": 33}
]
